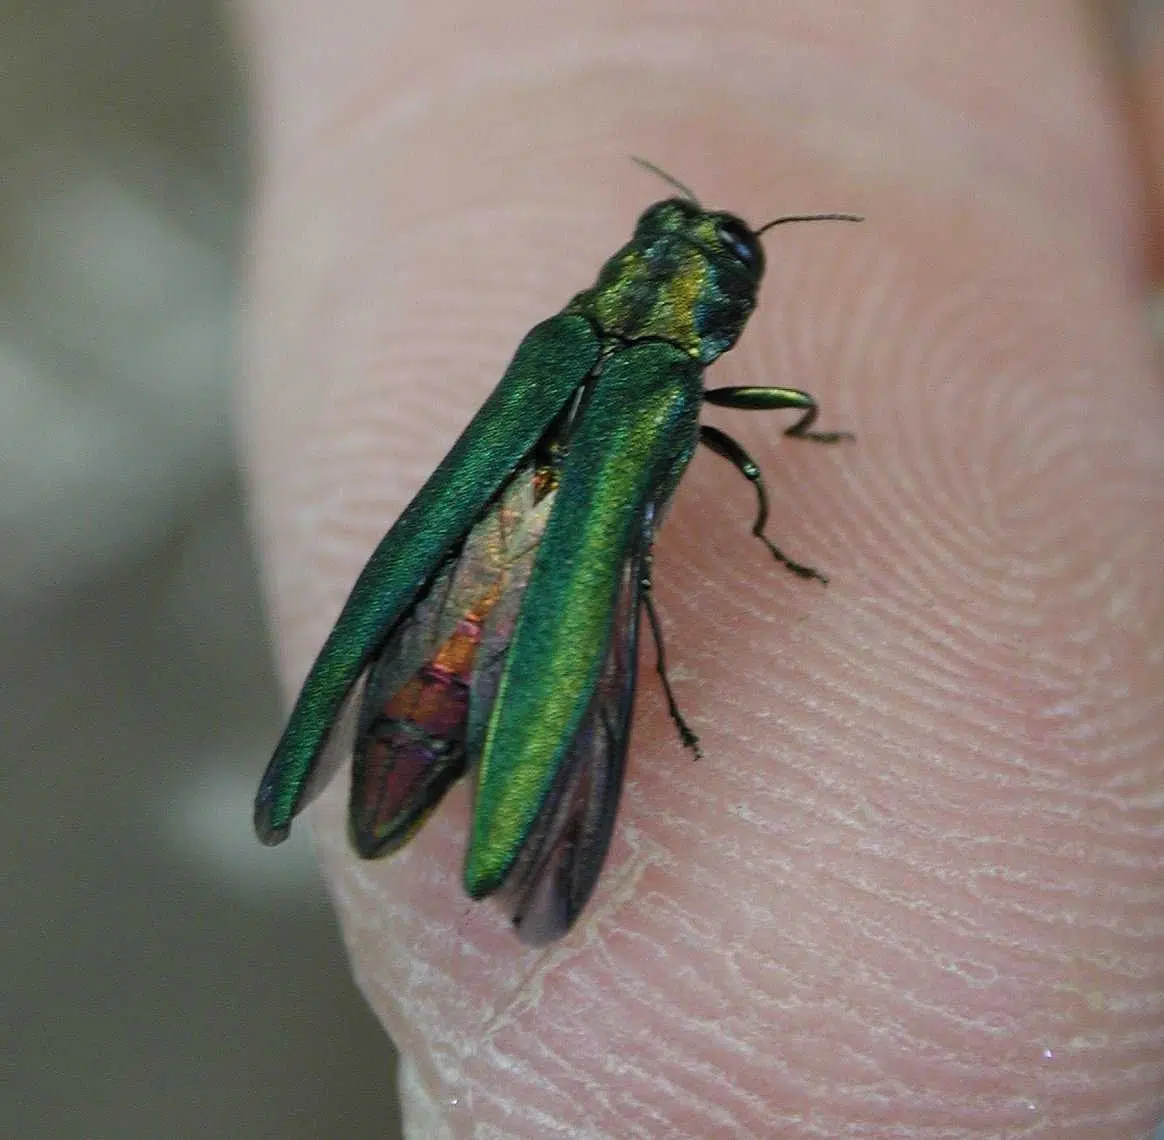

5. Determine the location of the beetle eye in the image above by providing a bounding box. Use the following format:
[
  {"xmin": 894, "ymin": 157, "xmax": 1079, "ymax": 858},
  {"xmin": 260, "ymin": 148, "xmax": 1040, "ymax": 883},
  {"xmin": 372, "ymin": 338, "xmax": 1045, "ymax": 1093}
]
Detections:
[{"xmin": 716, "ymin": 217, "xmax": 762, "ymax": 272}]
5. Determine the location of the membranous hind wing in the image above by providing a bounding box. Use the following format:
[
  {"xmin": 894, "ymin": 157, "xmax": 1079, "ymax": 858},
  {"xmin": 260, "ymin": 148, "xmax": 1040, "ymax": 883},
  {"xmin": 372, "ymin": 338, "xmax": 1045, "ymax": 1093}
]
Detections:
[
  {"xmin": 458, "ymin": 473, "xmax": 646, "ymax": 943},
  {"xmin": 350, "ymin": 463, "xmax": 557, "ymax": 857},
  {"xmin": 506, "ymin": 544, "xmax": 646, "ymax": 945},
  {"xmin": 288, "ymin": 555, "xmax": 460, "ymax": 835},
  {"xmin": 463, "ymin": 340, "xmax": 706, "ymax": 934},
  {"xmin": 253, "ymin": 314, "xmax": 600, "ymax": 844}
]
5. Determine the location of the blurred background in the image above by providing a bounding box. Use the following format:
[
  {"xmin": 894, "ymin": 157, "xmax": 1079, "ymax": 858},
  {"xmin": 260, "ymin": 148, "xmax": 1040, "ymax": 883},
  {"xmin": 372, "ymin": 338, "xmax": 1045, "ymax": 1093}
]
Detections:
[
  {"xmin": 2, "ymin": 3, "xmax": 400, "ymax": 1137},
  {"xmin": 2, "ymin": 3, "xmax": 1160, "ymax": 1140}
]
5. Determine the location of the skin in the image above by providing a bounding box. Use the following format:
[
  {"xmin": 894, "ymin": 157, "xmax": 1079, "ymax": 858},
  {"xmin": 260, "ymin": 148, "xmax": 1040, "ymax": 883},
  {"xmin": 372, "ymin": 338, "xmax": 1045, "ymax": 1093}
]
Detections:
[
  {"xmin": 1131, "ymin": 5, "xmax": 1164, "ymax": 274},
  {"xmin": 240, "ymin": 3, "xmax": 1164, "ymax": 1137}
]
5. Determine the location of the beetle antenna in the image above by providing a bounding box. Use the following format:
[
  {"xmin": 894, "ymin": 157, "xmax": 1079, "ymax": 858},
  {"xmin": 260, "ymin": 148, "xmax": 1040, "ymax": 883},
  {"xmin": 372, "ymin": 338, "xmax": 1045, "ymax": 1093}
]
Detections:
[
  {"xmin": 755, "ymin": 213, "xmax": 863, "ymax": 235},
  {"xmin": 630, "ymin": 157, "xmax": 700, "ymax": 204}
]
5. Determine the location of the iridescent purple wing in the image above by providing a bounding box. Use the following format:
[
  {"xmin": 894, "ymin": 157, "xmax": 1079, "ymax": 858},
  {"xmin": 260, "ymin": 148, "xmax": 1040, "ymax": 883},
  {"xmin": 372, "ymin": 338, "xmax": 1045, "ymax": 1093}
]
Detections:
[
  {"xmin": 349, "ymin": 464, "xmax": 556, "ymax": 857},
  {"xmin": 501, "ymin": 546, "xmax": 645, "ymax": 945}
]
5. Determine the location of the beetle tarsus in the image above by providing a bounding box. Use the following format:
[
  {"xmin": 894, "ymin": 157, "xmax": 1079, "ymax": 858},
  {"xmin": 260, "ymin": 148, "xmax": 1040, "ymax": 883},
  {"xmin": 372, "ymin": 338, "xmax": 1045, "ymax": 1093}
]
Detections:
[{"xmin": 642, "ymin": 563, "xmax": 703, "ymax": 761}]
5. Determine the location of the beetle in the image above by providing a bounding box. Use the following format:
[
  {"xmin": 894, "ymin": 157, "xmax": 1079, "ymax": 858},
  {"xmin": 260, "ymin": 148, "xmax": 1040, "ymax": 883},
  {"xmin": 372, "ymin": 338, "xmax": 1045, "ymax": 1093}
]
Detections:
[{"xmin": 254, "ymin": 162, "xmax": 858, "ymax": 943}]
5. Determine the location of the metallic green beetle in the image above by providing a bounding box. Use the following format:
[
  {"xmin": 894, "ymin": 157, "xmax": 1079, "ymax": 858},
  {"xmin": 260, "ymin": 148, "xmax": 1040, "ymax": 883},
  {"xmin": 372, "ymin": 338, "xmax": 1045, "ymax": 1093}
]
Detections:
[{"xmin": 254, "ymin": 164, "xmax": 858, "ymax": 944}]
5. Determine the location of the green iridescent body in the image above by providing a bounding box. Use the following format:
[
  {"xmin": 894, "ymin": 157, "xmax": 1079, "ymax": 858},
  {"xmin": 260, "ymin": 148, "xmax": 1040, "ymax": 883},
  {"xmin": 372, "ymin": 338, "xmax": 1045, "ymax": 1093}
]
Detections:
[{"xmin": 254, "ymin": 182, "xmax": 856, "ymax": 943}]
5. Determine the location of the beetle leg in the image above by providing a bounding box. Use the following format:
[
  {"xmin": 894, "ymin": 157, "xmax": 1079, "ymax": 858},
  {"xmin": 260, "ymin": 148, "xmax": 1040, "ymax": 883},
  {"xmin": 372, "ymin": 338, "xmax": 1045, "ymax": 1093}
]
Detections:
[
  {"xmin": 703, "ymin": 385, "xmax": 854, "ymax": 444},
  {"xmin": 699, "ymin": 424, "xmax": 828, "ymax": 584},
  {"xmin": 641, "ymin": 555, "xmax": 703, "ymax": 760}
]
